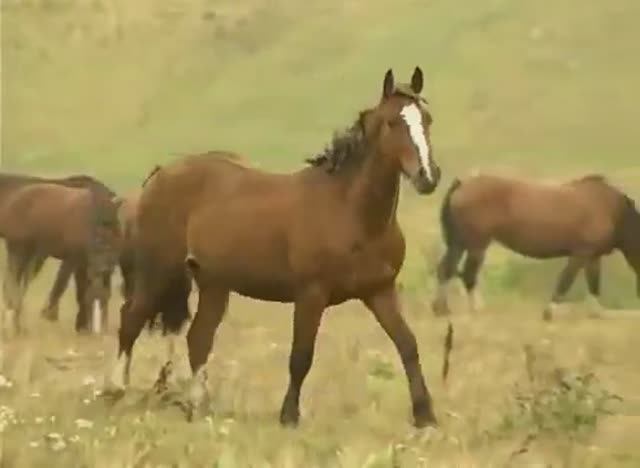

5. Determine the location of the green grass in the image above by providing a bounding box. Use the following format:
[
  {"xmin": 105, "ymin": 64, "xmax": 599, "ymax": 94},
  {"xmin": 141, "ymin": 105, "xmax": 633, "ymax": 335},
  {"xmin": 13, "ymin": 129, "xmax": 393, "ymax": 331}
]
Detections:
[{"xmin": 2, "ymin": 0, "xmax": 640, "ymax": 466}]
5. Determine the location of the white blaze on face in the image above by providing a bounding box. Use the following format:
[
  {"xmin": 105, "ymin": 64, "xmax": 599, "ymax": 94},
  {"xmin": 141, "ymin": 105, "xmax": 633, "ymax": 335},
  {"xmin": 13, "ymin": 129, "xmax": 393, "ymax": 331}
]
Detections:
[{"xmin": 399, "ymin": 103, "xmax": 433, "ymax": 181}]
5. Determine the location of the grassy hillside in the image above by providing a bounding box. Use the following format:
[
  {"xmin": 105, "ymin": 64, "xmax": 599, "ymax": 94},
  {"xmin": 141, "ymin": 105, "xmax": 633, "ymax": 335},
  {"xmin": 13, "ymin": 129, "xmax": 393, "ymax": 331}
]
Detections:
[
  {"xmin": 3, "ymin": 0, "xmax": 640, "ymax": 301},
  {"xmin": 2, "ymin": 1, "xmax": 640, "ymax": 466}
]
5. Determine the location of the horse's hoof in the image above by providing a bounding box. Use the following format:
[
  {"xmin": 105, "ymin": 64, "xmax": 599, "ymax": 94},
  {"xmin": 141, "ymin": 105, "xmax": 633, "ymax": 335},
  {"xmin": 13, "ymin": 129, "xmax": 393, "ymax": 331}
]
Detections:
[
  {"xmin": 414, "ymin": 411, "xmax": 438, "ymax": 428},
  {"xmin": 101, "ymin": 386, "xmax": 125, "ymax": 401},
  {"xmin": 279, "ymin": 410, "xmax": 300, "ymax": 428},
  {"xmin": 432, "ymin": 302, "xmax": 450, "ymax": 317},
  {"xmin": 413, "ymin": 401, "xmax": 438, "ymax": 428}
]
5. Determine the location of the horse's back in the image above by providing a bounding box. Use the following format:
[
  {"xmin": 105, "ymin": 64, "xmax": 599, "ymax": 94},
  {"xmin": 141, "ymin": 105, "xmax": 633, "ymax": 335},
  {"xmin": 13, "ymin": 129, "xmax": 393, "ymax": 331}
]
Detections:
[
  {"xmin": 1, "ymin": 183, "xmax": 92, "ymax": 240},
  {"xmin": 449, "ymin": 173, "xmax": 621, "ymax": 257}
]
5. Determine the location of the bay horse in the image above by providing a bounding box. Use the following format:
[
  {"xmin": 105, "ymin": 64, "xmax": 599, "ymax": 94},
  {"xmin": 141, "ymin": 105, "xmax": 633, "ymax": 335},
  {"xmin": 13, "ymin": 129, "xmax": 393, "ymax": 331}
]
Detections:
[
  {"xmin": 105, "ymin": 67, "xmax": 442, "ymax": 428},
  {"xmin": 0, "ymin": 183, "xmax": 122, "ymax": 335},
  {"xmin": 431, "ymin": 173, "xmax": 640, "ymax": 320},
  {"xmin": 0, "ymin": 172, "xmax": 117, "ymax": 323}
]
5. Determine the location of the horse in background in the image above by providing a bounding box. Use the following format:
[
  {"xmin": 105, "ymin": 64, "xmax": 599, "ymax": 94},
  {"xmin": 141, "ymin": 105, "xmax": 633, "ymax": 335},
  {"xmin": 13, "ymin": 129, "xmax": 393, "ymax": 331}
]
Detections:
[
  {"xmin": 0, "ymin": 183, "xmax": 122, "ymax": 336},
  {"xmin": 0, "ymin": 172, "xmax": 117, "ymax": 323},
  {"xmin": 432, "ymin": 173, "xmax": 640, "ymax": 320},
  {"xmin": 105, "ymin": 67, "xmax": 443, "ymax": 429}
]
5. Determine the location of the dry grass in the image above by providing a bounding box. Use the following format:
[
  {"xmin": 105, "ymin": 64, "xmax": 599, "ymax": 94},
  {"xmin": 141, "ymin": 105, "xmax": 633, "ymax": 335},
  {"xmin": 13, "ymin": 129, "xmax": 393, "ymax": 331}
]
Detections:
[{"xmin": 1, "ymin": 264, "xmax": 639, "ymax": 467}]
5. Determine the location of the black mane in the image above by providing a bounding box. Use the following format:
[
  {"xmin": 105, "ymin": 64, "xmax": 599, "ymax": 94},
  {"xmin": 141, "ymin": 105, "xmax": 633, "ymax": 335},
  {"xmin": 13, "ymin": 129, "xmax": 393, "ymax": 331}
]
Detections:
[{"xmin": 305, "ymin": 119, "xmax": 368, "ymax": 174}]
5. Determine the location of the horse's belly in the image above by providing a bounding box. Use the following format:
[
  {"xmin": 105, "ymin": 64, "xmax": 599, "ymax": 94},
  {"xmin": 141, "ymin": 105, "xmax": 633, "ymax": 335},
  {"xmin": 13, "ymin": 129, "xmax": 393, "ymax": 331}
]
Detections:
[{"xmin": 496, "ymin": 231, "xmax": 571, "ymax": 259}]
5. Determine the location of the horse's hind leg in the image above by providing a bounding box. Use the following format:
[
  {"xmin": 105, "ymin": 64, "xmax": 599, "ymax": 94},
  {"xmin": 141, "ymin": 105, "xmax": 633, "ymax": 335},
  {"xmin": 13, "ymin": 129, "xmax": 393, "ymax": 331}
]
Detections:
[
  {"xmin": 584, "ymin": 257, "xmax": 605, "ymax": 315},
  {"xmin": 103, "ymin": 291, "xmax": 157, "ymax": 395},
  {"xmin": 184, "ymin": 281, "xmax": 229, "ymax": 421},
  {"xmin": 432, "ymin": 245, "xmax": 464, "ymax": 316},
  {"xmin": 152, "ymin": 272, "xmax": 192, "ymax": 394},
  {"xmin": 41, "ymin": 260, "xmax": 73, "ymax": 321},
  {"xmin": 544, "ymin": 256, "xmax": 587, "ymax": 321},
  {"xmin": 461, "ymin": 249, "xmax": 486, "ymax": 313}
]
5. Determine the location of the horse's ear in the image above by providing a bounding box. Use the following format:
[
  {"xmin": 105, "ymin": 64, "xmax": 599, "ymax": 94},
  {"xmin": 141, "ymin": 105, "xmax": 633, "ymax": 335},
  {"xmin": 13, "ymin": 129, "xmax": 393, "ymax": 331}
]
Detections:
[
  {"xmin": 382, "ymin": 68, "xmax": 394, "ymax": 99},
  {"xmin": 410, "ymin": 66, "xmax": 424, "ymax": 94}
]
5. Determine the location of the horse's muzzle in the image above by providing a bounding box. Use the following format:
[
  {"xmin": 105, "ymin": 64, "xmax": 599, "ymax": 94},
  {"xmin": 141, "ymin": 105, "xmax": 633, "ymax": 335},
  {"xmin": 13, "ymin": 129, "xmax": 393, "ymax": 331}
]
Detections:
[{"xmin": 412, "ymin": 165, "xmax": 441, "ymax": 194}]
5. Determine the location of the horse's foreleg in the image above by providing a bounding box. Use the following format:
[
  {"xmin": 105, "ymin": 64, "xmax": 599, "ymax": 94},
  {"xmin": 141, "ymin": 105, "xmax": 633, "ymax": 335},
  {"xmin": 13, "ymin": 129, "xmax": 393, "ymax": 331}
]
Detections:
[
  {"xmin": 364, "ymin": 284, "xmax": 437, "ymax": 428},
  {"xmin": 278, "ymin": 286, "xmax": 326, "ymax": 427},
  {"xmin": 2, "ymin": 245, "xmax": 23, "ymax": 336},
  {"xmin": 544, "ymin": 256, "xmax": 587, "ymax": 321},
  {"xmin": 11, "ymin": 250, "xmax": 45, "ymax": 335},
  {"xmin": 184, "ymin": 284, "xmax": 230, "ymax": 421},
  {"xmin": 584, "ymin": 257, "xmax": 605, "ymax": 315},
  {"xmin": 432, "ymin": 246, "xmax": 464, "ymax": 316},
  {"xmin": 74, "ymin": 265, "xmax": 90, "ymax": 333},
  {"xmin": 461, "ymin": 249, "xmax": 486, "ymax": 313},
  {"xmin": 41, "ymin": 260, "xmax": 74, "ymax": 321}
]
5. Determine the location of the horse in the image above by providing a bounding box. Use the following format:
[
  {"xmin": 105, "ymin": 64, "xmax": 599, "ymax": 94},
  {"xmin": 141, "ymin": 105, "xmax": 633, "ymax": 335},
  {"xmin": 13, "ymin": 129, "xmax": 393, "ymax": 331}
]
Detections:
[
  {"xmin": 0, "ymin": 183, "xmax": 122, "ymax": 335},
  {"xmin": 0, "ymin": 172, "xmax": 117, "ymax": 323},
  {"xmin": 431, "ymin": 173, "xmax": 640, "ymax": 320},
  {"xmin": 104, "ymin": 66, "xmax": 442, "ymax": 428}
]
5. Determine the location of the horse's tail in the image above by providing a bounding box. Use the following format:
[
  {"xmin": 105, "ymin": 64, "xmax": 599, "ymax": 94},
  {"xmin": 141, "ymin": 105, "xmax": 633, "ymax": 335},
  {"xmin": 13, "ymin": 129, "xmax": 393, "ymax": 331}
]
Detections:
[{"xmin": 440, "ymin": 177, "xmax": 462, "ymax": 249}]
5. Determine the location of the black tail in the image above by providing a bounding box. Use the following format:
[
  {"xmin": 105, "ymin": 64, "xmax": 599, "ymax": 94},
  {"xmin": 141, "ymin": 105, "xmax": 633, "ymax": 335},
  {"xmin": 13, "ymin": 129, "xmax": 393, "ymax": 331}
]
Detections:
[{"xmin": 439, "ymin": 178, "xmax": 462, "ymax": 249}]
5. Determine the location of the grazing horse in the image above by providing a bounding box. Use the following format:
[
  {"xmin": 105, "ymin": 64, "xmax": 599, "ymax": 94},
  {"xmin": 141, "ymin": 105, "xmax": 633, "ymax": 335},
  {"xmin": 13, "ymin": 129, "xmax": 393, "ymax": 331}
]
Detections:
[
  {"xmin": 432, "ymin": 173, "xmax": 640, "ymax": 320},
  {"xmin": 0, "ymin": 183, "xmax": 122, "ymax": 335},
  {"xmin": 0, "ymin": 172, "xmax": 116, "ymax": 322},
  {"xmin": 105, "ymin": 67, "xmax": 442, "ymax": 428}
]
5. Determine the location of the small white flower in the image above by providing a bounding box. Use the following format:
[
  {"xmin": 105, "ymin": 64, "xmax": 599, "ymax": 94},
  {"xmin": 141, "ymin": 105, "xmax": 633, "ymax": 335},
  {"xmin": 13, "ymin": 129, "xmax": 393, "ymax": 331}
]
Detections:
[
  {"xmin": 69, "ymin": 435, "xmax": 80, "ymax": 443},
  {"xmin": 83, "ymin": 398, "xmax": 91, "ymax": 405},
  {"xmin": 75, "ymin": 418, "xmax": 93, "ymax": 429},
  {"xmin": 29, "ymin": 441, "xmax": 40, "ymax": 448},
  {"xmin": 46, "ymin": 432, "xmax": 62, "ymax": 440},
  {"xmin": 65, "ymin": 348, "xmax": 78, "ymax": 357},
  {"xmin": 0, "ymin": 375, "xmax": 13, "ymax": 388},
  {"xmin": 49, "ymin": 415, "xmax": 56, "ymax": 423},
  {"xmin": 30, "ymin": 392, "xmax": 41, "ymax": 398},
  {"xmin": 35, "ymin": 417, "xmax": 44, "ymax": 424},
  {"xmin": 51, "ymin": 439, "xmax": 66, "ymax": 451}
]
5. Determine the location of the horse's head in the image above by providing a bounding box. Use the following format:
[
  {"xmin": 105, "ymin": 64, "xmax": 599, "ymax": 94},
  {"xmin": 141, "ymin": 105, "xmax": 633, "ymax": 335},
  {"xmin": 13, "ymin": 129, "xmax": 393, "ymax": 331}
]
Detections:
[{"xmin": 371, "ymin": 66, "xmax": 441, "ymax": 194}]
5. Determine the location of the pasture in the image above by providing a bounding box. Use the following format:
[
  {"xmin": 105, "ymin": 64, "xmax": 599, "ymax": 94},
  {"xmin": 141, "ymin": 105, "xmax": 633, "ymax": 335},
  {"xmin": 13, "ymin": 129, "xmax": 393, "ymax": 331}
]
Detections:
[{"xmin": 2, "ymin": 0, "xmax": 640, "ymax": 466}]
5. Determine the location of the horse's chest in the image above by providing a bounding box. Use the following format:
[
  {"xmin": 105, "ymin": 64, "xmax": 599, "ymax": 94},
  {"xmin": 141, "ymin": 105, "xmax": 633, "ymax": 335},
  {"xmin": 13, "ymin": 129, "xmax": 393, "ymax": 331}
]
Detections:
[{"xmin": 325, "ymin": 234, "xmax": 405, "ymax": 297}]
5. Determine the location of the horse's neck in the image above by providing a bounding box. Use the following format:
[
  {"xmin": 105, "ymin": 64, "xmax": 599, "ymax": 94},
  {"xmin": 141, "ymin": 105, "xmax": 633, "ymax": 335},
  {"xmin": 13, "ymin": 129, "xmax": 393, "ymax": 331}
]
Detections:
[{"xmin": 346, "ymin": 154, "xmax": 400, "ymax": 235}]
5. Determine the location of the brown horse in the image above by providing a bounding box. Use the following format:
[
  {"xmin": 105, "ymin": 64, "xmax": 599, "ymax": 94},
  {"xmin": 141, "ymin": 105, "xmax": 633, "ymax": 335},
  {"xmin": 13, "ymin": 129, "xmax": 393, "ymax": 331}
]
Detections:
[
  {"xmin": 114, "ymin": 189, "xmax": 141, "ymax": 305},
  {"xmin": 0, "ymin": 172, "xmax": 117, "ymax": 323},
  {"xmin": 105, "ymin": 67, "xmax": 442, "ymax": 428},
  {"xmin": 0, "ymin": 183, "xmax": 122, "ymax": 335},
  {"xmin": 432, "ymin": 173, "xmax": 640, "ymax": 319}
]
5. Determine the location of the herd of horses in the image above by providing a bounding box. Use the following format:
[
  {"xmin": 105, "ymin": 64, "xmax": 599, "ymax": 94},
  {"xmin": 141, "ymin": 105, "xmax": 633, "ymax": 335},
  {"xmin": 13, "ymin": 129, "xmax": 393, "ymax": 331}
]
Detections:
[{"xmin": 2, "ymin": 67, "xmax": 639, "ymax": 428}]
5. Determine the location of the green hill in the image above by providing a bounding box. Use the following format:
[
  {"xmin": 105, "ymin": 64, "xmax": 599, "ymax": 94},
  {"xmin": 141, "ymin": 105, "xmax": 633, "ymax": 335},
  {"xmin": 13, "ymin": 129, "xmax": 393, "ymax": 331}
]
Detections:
[{"xmin": 3, "ymin": 0, "xmax": 639, "ymax": 303}]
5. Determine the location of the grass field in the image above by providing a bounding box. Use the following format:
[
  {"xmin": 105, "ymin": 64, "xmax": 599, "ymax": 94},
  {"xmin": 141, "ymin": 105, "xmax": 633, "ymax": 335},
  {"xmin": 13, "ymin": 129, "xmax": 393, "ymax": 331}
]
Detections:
[{"xmin": 2, "ymin": 0, "xmax": 640, "ymax": 466}]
